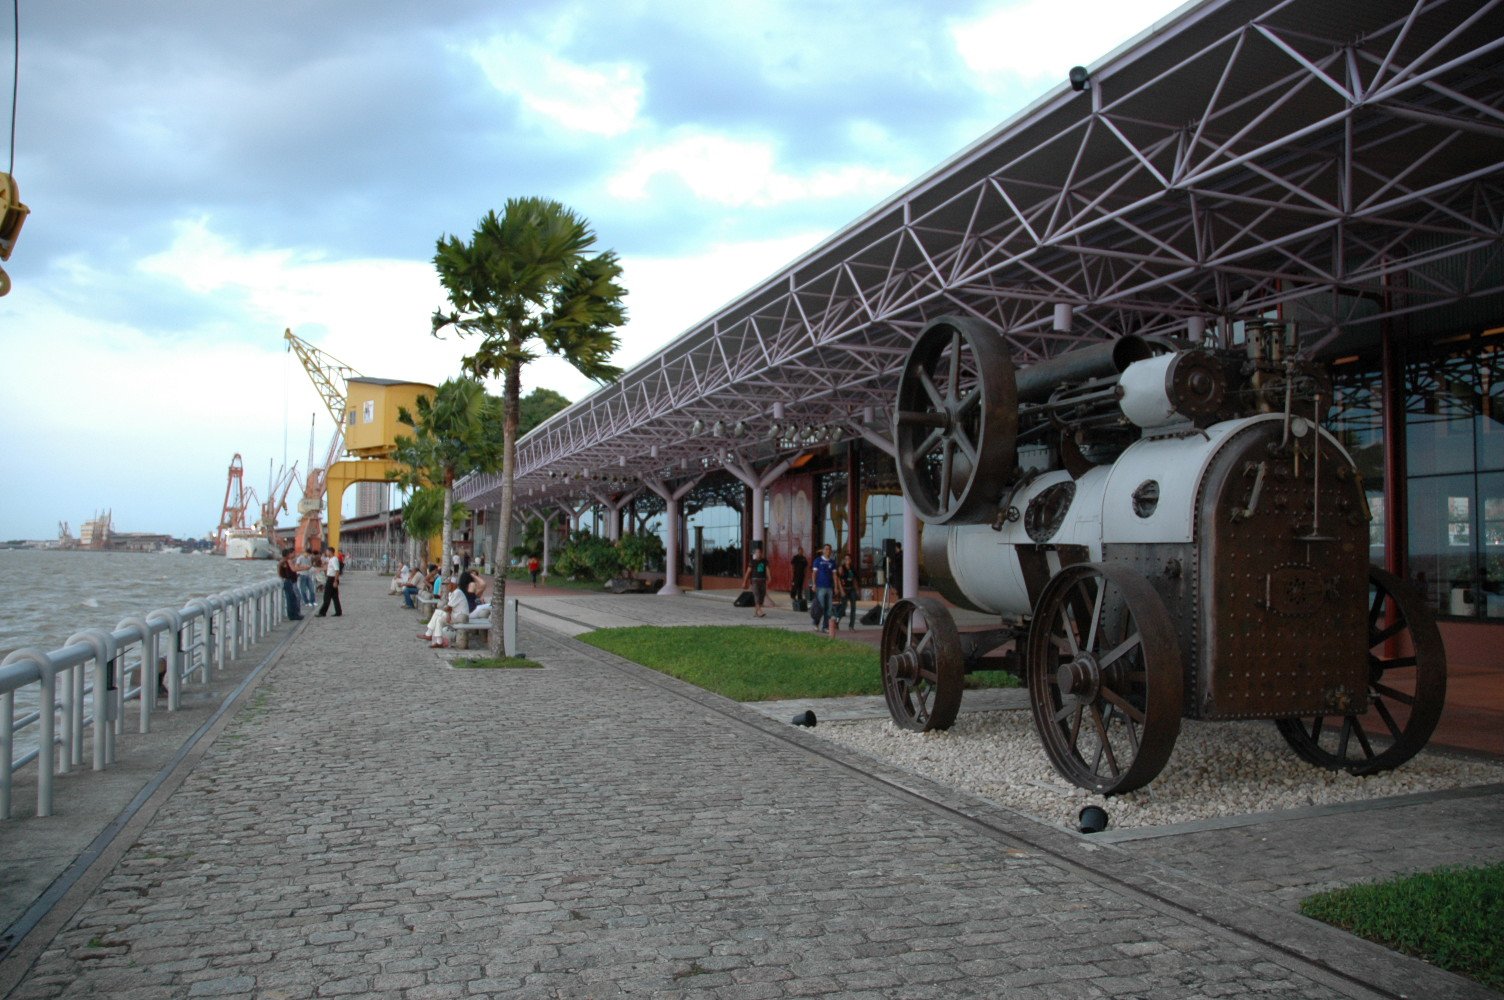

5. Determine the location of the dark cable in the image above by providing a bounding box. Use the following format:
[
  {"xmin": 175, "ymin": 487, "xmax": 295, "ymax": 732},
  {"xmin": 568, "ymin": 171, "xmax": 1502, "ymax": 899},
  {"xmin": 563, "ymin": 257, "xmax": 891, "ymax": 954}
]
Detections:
[{"xmin": 8, "ymin": 0, "xmax": 16, "ymax": 175}]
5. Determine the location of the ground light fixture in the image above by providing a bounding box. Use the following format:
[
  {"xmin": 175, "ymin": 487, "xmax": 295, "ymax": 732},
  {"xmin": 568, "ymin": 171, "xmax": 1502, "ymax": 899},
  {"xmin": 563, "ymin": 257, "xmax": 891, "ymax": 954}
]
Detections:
[
  {"xmin": 1068, "ymin": 65, "xmax": 1090, "ymax": 92},
  {"xmin": 1078, "ymin": 805, "xmax": 1108, "ymax": 833},
  {"xmin": 791, "ymin": 711, "xmax": 817, "ymax": 727}
]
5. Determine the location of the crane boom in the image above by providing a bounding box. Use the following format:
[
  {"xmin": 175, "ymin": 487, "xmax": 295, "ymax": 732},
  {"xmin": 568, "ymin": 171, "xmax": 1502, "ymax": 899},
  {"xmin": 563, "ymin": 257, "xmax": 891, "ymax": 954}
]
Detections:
[
  {"xmin": 284, "ymin": 328, "xmax": 364, "ymax": 553},
  {"xmin": 283, "ymin": 328, "xmax": 360, "ymax": 426}
]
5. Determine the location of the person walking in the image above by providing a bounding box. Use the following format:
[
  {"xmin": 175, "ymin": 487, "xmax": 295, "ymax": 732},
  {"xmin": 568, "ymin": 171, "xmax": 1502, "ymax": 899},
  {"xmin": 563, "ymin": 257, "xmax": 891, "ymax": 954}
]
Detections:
[
  {"xmin": 789, "ymin": 546, "xmax": 808, "ymax": 607},
  {"xmin": 528, "ymin": 555, "xmax": 541, "ymax": 587},
  {"xmin": 811, "ymin": 543, "xmax": 837, "ymax": 634},
  {"xmin": 837, "ymin": 553, "xmax": 858, "ymax": 631},
  {"xmin": 741, "ymin": 546, "xmax": 770, "ymax": 618},
  {"xmin": 316, "ymin": 548, "xmax": 343, "ymax": 617},
  {"xmin": 294, "ymin": 549, "xmax": 316, "ymax": 607},
  {"xmin": 278, "ymin": 549, "xmax": 303, "ymax": 621}
]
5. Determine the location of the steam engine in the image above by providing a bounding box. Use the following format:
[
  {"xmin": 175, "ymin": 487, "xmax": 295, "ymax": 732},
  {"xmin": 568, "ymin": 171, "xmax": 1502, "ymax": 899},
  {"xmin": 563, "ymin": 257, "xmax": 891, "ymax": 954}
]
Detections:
[{"xmin": 882, "ymin": 316, "xmax": 1446, "ymax": 794}]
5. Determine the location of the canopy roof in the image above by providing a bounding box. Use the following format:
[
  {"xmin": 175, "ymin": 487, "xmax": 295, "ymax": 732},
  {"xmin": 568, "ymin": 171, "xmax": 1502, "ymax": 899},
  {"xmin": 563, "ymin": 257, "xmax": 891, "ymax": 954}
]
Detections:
[{"xmin": 460, "ymin": 0, "xmax": 1504, "ymax": 512}]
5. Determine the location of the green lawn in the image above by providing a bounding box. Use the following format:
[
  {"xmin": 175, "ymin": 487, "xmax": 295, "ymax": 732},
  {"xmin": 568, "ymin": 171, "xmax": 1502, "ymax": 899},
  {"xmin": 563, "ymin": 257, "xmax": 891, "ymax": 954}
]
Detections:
[
  {"xmin": 579, "ymin": 624, "xmax": 1016, "ymax": 702},
  {"xmin": 1301, "ymin": 863, "xmax": 1504, "ymax": 990}
]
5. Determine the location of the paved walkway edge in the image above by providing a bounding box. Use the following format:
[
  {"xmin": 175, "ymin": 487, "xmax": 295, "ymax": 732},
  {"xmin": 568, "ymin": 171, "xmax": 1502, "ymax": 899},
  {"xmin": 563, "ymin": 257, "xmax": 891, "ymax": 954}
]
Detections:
[
  {"xmin": 0, "ymin": 619, "xmax": 306, "ymax": 997},
  {"xmin": 539, "ymin": 624, "xmax": 1498, "ymax": 1000}
]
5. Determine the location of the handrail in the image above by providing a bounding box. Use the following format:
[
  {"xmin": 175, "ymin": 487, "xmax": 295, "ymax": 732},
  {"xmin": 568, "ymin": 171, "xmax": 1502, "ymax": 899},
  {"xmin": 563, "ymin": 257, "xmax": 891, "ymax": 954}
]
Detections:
[{"xmin": 1, "ymin": 578, "xmax": 284, "ymax": 819}]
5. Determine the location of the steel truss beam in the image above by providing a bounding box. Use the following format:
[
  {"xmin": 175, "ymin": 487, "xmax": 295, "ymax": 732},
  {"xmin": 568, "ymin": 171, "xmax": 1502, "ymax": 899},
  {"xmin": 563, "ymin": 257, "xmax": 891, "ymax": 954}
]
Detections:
[{"xmin": 462, "ymin": 0, "xmax": 1504, "ymax": 513}]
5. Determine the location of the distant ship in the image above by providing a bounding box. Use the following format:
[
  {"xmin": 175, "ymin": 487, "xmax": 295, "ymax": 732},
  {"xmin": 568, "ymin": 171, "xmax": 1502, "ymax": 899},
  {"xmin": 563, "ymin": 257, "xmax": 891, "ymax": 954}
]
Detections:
[{"xmin": 223, "ymin": 528, "xmax": 278, "ymax": 560}]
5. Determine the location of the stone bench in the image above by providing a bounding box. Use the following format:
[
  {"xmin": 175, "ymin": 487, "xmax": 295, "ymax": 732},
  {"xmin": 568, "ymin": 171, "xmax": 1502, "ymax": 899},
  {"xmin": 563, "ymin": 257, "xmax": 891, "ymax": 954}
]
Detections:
[
  {"xmin": 415, "ymin": 596, "xmax": 438, "ymax": 623},
  {"xmin": 451, "ymin": 621, "xmax": 491, "ymax": 650}
]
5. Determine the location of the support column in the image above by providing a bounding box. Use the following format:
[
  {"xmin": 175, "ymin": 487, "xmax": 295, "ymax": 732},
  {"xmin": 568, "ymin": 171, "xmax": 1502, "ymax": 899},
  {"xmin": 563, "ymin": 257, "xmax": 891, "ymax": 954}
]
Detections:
[
  {"xmin": 540, "ymin": 510, "xmax": 556, "ymax": 580},
  {"xmin": 589, "ymin": 488, "xmax": 639, "ymax": 542},
  {"xmin": 724, "ymin": 455, "xmax": 792, "ymax": 548},
  {"xmin": 902, "ymin": 503, "xmax": 919, "ymax": 600},
  {"xmin": 645, "ymin": 474, "xmax": 704, "ymax": 596}
]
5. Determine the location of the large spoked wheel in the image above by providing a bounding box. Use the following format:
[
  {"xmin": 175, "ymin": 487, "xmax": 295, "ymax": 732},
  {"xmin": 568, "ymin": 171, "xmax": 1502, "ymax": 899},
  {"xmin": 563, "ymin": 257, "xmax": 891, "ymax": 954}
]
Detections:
[
  {"xmin": 882, "ymin": 598, "xmax": 965, "ymax": 732},
  {"xmin": 1275, "ymin": 567, "xmax": 1447, "ymax": 775},
  {"xmin": 895, "ymin": 316, "xmax": 1017, "ymax": 524},
  {"xmin": 1026, "ymin": 564, "xmax": 1183, "ymax": 795}
]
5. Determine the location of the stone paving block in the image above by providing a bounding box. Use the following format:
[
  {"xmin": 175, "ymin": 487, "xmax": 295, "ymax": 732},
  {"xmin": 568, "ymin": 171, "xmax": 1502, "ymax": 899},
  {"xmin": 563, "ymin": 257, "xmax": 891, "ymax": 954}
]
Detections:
[{"xmin": 5, "ymin": 580, "xmax": 1495, "ymax": 1000}]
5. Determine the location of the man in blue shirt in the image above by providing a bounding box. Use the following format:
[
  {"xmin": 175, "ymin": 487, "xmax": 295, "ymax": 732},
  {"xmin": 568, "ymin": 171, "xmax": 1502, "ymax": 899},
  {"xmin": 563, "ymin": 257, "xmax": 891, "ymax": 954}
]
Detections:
[{"xmin": 811, "ymin": 543, "xmax": 837, "ymax": 634}]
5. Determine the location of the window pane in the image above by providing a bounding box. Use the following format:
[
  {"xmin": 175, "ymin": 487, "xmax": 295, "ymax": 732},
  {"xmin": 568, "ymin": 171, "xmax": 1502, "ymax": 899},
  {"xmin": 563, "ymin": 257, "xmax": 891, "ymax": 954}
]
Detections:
[{"xmin": 1408, "ymin": 475, "xmax": 1475, "ymax": 617}]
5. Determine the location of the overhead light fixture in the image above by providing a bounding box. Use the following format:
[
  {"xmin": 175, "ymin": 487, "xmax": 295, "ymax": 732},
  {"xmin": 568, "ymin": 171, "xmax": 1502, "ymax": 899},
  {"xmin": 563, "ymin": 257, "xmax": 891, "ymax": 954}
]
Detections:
[
  {"xmin": 1068, "ymin": 65, "xmax": 1090, "ymax": 92},
  {"xmin": 712, "ymin": 420, "xmax": 724, "ymax": 437},
  {"xmin": 691, "ymin": 419, "xmax": 704, "ymax": 435},
  {"xmin": 1187, "ymin": 316, "xmax": 1206, "ymax": 343},
  {"xmin": 862, "ymin": 406, "xmax": 875, "ymax": 424},
  {"xmin": 772, "ymin": 402, "xmax": 785, "ymax": 420},
  {"xmin": 1053, "ymin": 303, "xmax": 1073, "ymax": 332},
  {"xmin": 618, "ymin": 455, "xmax": 626, "ymax": 468},
  {"xmin": 649, "ymin": 445, "xmax": 658, "ymax": 459},
  {"xmin": 732, "ymin": 421, "xmax": 745, "ymax": 437}
]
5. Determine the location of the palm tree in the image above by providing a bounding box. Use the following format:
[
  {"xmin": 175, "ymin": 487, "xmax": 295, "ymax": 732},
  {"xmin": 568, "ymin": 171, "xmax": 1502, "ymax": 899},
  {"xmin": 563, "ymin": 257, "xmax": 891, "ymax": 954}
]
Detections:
[
  {"xmin": 433, "ymin": 197, "xmax": 626, "ymax": 653},
  {"xmin": 391, "ymin": 376, "xmax": 504, "ymax": 573}
]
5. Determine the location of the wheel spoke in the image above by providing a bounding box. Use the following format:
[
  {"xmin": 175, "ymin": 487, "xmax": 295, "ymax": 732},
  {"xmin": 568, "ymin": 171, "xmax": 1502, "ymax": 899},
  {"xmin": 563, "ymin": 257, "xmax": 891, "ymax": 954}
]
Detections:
[
  {"xmin": 947, "ymin": 331, "xmax": 961, "ymax": 400},
  {"xmin": 1337, "ymin": 717, "xmax": 1353, "ymax": 758},
  {"xmin": 1099, "ymin": 684, "xmax": 1146, "ymax": 724},
  {"xmin": 1089, "ymin": 707, "xmax": 1120, "ymax": 777},
  {"xmin": 1053, "ymin": 700, "xmax": 1076, "ymax": 723},
  {"xmin": 918, "ymin": 368, "xmax": 945, "ymax": 410},
  {"xmin": 1309, "ymin": 715, "xmax": 1326, "ymax": 742},
  {"xmin": 1373, "ymin": 697, "xmax": 1404, "ymax": 741},
  {"xmin": 1372, "ymin": 681, "xmax": 1416, "ymax": 706},
  {"xmin": 1372, "ymin": 619, "xmax": 1406, "ymax": 646},
  {"xmin": 956, "ymin": 386, "xmax": 980, "ymax": 418},
  {"xmin": 1085, "ymin": 580, "xmax": 1106, "ymax": 652},
  {"xmin": 1097, "ymin": 631, "xmax": 1143, "ymax": 671},
  {"xmin": 914, "ymin": 426, "xmax": 944, "ymax": 461},
  {"xmin": 1351, "ymin": 717, "xmax": 1375, "ymax": 759},
  {"xmin": 939, "ymin": 440, "xmax": 955, "ymax": 507},
  {"xmin": 952, "ymin": 427, "xmax": 979, "ymax": 465}
]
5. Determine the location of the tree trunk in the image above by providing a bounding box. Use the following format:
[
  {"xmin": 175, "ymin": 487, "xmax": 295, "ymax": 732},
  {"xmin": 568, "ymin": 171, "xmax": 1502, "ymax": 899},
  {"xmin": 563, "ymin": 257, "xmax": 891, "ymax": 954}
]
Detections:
[
  {"xmin": 441, "ymin": 483, "xmax": 454, "ymax": 578},
  {"xmin": 489, "ymin": 361, "xmax": 523, "ymax": 656}
]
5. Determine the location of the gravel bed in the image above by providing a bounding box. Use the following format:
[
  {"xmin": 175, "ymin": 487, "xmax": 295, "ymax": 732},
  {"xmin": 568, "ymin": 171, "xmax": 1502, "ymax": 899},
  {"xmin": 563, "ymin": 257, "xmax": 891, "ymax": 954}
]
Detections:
[{"xmin": 807, "ymin": 709, "xmax": 1504, "ymax": 833}]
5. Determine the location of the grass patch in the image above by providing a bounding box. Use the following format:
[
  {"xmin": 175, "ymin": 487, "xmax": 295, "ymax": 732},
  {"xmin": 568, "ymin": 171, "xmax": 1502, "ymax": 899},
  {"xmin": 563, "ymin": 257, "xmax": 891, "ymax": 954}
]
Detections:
[
  {"xmin": 579, "ymin": 624, "xmax": 1016, "ymax": 701},
  {"xmin": 1300, "ymin": 862, "xmax": 1504, "ymax": 990},
  {"xmin": 453, "ymin": 656, "xmax": 545, "ymax": 669}
]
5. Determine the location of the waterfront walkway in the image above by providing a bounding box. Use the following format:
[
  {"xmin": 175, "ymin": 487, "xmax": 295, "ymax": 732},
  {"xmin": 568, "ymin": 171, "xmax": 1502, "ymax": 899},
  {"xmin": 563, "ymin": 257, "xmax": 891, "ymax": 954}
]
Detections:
[{"xmin": 2, "ymin": 577, "xmax": 1502, "ymax": 998}]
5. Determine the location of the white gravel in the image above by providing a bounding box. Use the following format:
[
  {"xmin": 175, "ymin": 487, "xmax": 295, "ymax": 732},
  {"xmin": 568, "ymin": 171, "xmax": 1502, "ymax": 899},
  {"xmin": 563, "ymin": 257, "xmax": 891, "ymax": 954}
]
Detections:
[{"xmin": 806, "ymin": 709, "xmax": 1504, "ymax": 833}]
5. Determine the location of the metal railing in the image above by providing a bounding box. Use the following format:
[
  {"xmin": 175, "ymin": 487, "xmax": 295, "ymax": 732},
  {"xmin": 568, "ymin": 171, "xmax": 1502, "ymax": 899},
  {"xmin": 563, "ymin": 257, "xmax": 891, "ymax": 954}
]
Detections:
[{"xmin": 0, "ymin": 579, "xmax": 285, "ymax": 820}]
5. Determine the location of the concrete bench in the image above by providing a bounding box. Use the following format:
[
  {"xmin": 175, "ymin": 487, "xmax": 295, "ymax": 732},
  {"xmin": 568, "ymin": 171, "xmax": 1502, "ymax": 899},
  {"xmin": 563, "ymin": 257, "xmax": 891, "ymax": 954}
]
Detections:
[
  {"xmin": 451, "ymin": 621, "xmax": 491, "ymax": 650},
  {"xmin": 415, "ymin": 596, "xmax": 438, "ymax": 623}
]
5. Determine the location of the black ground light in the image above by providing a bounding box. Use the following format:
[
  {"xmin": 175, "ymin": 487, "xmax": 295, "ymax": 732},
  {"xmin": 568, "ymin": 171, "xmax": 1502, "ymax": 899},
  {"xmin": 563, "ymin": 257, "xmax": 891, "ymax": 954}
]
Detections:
[
  {"xmin": 1078, "ymin": 805, "xmax": 1109, "ymax": 834},
  {"xmin": 791, "ymin": 711, "xmax": 817, "ymax": 727}
]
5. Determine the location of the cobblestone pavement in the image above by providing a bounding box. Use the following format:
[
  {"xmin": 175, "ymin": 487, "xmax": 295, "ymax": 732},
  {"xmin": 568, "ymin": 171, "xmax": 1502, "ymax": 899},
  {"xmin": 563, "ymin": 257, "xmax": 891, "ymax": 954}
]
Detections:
[{"xmin": 5, "ymin": 579, "xmax": 1498, "ymax": 999}]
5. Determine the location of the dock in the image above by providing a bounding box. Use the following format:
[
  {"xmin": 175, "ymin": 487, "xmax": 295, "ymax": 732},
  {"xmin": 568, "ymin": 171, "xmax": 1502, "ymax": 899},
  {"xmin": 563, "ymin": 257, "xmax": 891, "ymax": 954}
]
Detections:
[{"xmin": 2, "ymin": 575, "xmax": 1501, "ymax": 998}]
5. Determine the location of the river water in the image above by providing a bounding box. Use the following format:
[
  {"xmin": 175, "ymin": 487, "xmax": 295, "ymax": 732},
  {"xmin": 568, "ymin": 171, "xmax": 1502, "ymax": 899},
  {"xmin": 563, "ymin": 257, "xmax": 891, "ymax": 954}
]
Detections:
[
  {"xmin": 1, "ymin": 550, "xmax": 277, "ymax": 760},
  {"xmin": 0, "ymin": 549, "xmax": 274, "ymax": 660}
]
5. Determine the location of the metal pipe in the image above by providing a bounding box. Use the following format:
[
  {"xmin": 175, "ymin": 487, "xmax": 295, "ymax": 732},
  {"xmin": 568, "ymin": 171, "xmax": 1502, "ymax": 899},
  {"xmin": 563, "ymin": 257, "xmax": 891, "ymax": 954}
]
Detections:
[{"xmin": 1015, "ymin": 335, "xmax": 1155, "ymax": 404}]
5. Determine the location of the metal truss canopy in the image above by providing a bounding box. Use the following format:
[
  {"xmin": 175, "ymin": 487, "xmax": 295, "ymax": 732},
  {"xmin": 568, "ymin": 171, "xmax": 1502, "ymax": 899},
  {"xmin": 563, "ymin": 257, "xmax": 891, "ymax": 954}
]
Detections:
[{"xmin": 460, "ymin": 0, "xmax": 1504, "ymax": 514}]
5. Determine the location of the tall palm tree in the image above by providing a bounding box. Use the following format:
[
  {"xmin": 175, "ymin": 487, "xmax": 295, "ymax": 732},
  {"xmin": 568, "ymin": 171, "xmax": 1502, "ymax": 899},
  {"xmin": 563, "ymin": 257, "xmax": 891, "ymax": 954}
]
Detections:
[
  {"xmin": 391, "ymin": 376, "xmax": 505, "ymax": 573},
  {"xmin": 432, "ymin": 197, "xmax": 626, "ymax": 653}
]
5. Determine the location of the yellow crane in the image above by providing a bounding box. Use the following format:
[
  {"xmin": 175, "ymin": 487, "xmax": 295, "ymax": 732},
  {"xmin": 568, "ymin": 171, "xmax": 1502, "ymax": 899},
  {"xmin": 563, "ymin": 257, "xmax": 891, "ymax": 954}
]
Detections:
[{"xmin": 282, "ymin": 328, "xmax": 435, "ymax": 554}]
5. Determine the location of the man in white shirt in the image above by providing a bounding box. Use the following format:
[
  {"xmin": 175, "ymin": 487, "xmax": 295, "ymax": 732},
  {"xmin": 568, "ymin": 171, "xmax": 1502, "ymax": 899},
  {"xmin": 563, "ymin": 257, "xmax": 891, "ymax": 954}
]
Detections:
[{"xmin": 422, "ymin": 578, "xmax": 468, "ymax": 647}]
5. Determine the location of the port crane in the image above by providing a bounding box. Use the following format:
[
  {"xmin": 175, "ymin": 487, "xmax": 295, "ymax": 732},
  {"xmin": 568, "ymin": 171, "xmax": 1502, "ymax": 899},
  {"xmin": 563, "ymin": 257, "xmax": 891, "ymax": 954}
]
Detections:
[
  {"xmin": 213, "ymin": 453, "xmax": 258, "ymax": 555},
  {"xmin": 284, "ymin": 329, "xmax": 360, "ymax": 554},
  {"xmin": 256, "ymin": 461, "xmax": 301, "ymax": 542}
]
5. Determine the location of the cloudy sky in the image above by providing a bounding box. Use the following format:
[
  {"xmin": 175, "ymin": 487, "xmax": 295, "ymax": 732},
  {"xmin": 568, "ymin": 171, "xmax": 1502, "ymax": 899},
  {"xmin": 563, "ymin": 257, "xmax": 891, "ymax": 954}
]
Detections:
[{"xmin": 0, "ymin": 0, "xmax": 1186, "ymax": 540}]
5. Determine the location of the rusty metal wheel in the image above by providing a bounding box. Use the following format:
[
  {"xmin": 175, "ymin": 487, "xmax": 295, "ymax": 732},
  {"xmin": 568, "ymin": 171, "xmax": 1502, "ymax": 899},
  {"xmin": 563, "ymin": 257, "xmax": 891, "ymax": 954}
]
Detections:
[
  {"xmin": 895, "ymin": 316, "xmax": 1017, "ymax": 525},
  {"xmin": 882, "ymin": 597, "xmax": 964, "ymax": 731},
  {"xmin": 1275, "ymin": 566, "xmax": 1447, "ymax": 775},
  {"xmin": 1026, "ymin": 563, "xmax": 1182, "ymax": 795}
]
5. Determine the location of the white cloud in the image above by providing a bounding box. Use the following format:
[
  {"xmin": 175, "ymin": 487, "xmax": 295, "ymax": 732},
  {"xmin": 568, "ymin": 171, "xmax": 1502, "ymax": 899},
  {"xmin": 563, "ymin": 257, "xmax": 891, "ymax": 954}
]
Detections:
[
  {"xmin": 607, "ymin": 131, "xmax": 906, "ymax": 207},
  {"xmin": 466, "ymin": 34, "xmax": 643, "ymax": 137},
  {"xmin": 951, "ymin": 0, "xmax": 1188, "ymax": 84}
]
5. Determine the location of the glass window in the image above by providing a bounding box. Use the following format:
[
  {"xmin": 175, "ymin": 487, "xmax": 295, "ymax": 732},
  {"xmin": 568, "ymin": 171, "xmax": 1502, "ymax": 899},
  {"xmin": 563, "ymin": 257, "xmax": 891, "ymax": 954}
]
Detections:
[
  {"xmin": 1408, "ymin": 475, "xmax": 1474, "ymax": 616},
  {"xmin": 859, "ymin": 491, "xmax": 905, "ymax": 587},
  {"xmin": 819, "ymin": 471, "xmax": 849, "ymax": 553}
]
